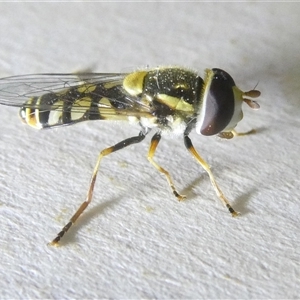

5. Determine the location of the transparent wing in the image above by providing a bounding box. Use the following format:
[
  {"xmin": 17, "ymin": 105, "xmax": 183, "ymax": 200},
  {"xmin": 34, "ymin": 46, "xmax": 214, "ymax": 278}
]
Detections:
[
  {"xmin": 0, "ymin": 73, "xmax": 122, "ymax": 106},
  {"xmin": 0, "ymin": 73, "xmax": 151, "ymax": 116}
]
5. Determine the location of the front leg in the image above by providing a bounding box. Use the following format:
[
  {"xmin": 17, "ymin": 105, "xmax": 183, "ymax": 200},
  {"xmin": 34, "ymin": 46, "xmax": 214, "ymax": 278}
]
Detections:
[{"xmin": 184, "ymin": 134, "xmax": 239, "ymax": 217}]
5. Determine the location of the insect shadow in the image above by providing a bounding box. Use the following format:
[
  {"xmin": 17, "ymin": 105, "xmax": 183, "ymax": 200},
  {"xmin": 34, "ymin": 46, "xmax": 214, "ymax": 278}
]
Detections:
[{"xmin": 181, "ymin": 165, "xmax": 259, "ymax": 216}]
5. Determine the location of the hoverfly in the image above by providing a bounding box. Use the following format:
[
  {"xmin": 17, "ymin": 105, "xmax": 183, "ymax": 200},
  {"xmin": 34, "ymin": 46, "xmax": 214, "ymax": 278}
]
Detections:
[{"xmin": 0, "ymin": 66, "xmax": 260, "ymax": 245}]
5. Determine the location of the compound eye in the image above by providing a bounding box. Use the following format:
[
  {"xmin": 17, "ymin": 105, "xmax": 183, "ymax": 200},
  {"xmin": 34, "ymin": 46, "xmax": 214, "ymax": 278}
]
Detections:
[{"xmin": 197, "ymin": 69, "xmax": 236, "ymax": 136}]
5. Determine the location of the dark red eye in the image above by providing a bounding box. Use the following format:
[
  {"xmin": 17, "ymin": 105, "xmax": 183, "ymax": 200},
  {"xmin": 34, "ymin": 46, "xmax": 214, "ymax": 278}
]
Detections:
[{"xmin": 199, "ymin": 69, "xmax": 236, "ymax": 136}]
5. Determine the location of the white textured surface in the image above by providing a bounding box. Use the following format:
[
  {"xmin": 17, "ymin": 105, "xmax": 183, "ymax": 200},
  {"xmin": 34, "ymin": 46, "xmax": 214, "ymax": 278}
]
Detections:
[{"xmin": 0, "ymin": 2, "xmax": 299, "ymax": 299}]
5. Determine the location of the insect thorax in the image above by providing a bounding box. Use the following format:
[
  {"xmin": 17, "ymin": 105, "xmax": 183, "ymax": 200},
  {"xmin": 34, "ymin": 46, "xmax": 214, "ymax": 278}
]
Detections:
[{"xmin": 123, "ymin": 67, "xmax": 203, "ymax": 133}]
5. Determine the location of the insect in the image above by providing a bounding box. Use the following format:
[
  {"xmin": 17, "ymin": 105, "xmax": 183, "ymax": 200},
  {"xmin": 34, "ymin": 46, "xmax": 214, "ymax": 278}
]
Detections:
[{"xmin": 0, "ymin": 66, "xmax": 260, "ymax": 245}]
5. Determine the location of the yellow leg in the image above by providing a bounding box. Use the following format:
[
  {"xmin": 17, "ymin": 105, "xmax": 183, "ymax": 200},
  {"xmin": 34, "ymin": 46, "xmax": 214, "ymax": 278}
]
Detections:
[
  {"xmin": 184, "ymin": 135, "xmax": 239, "ymax": 217},
  {"xmin": 232, "ymin": 129, "xmax": 256, "ymax": 137},
  {"xmin": 148, "ymin": 132, "xmax": 186, "ymax": 201},
  {"xmin": 218, "ymin": 129, "xmax": 256, "ymax": 139},
  {"xmin": 49, "ymin": 131, "xmax": 146, "ymax": 246}
]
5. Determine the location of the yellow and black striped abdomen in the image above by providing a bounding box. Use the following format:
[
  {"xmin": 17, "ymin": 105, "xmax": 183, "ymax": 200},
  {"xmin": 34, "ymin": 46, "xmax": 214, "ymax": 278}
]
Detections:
[{"xmin": 19, "ymin": 83, "xmax": 134, "ymax": 129}]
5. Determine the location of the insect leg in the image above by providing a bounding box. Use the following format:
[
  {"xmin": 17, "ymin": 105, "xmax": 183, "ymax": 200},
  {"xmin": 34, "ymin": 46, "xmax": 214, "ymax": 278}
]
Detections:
[
  {"xmin": 232, "ymin": 129, "xmax": 256, "ymax": 137},
  {"xmin": 148, "ymin": 132, "xmax": 186, "ymax": 201},
  {"xmin": 184, "ymin": 134, "xmax": 239, "ymax": 217},
  {"xmin": 218, "ymin": 129, "xmax": 256, "ymax": 139},
  {"xmin": 50, "ymin": 131, "xmax": 147, "ymax": 246}
]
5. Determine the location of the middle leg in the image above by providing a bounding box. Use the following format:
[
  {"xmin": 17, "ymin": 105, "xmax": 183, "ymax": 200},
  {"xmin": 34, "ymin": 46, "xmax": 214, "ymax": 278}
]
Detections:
[{"xmin": 148, "ymin": 132, "xmax": 186, "ymax": 201}]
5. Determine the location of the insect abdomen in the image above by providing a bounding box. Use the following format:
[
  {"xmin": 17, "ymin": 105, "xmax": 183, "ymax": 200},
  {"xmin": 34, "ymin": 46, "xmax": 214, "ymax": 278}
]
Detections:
[
  {"xmin": 18, "ymin": 85, "xmax": 106, "ymax": 129},
  {"xmin": 19, "ymin": 97, "xmax": 90, "ymax": 129}
]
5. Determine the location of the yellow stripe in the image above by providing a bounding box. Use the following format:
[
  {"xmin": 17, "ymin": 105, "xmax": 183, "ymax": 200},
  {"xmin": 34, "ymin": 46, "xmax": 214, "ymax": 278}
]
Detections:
[
  {"xmin": 24, "ymin": 98, "xmax": 40, "ymax": 128},
  {"xmin": 123, "ymin": 71, "xmax": 147, "ymax": 96},
  {"xmin": 156, "ymin": 94, "xmax": 194, "ymax": 112},
  {"xmin": 77, "ymin": 84, "xmax": 96, "ymax": 93}
]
